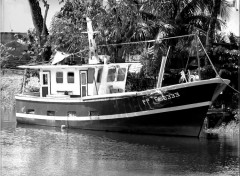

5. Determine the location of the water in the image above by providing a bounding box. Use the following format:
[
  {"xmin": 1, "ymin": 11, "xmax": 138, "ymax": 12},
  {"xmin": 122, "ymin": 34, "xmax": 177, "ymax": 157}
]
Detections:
[{"xmin": 1, "ymin": 112, "xmax": 239, "ymax": 176}]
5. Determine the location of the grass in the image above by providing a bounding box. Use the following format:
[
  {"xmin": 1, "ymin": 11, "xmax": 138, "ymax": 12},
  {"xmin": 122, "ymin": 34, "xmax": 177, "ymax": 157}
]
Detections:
[
  {"xmin": 206, "ymin": 116, "xmax": 239, "ymax": 136},
  {"xmin": 1, "ymin": 71, "xmax": 41, "ymax": 110},
  {"xmin": 1, "ymin": 73, "xmax": 23, "ymax": 110}
]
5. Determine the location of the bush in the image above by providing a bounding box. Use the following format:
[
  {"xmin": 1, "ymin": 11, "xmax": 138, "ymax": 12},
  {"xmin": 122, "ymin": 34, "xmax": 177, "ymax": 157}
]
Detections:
[
  {"xmin": 0, "ymin": 74, "xmax": 23, "ymax": 109},
  {"xmin": 25, "ymin": 77, "xmax": 40, "ymax": 92},
  {"xmin": 126, "ymin": 72, "xmax": 155, "ymax": 92},
  {"xmin": 200, "ymin": 65, "xmax": 216, "ymax": 80},
  {"xmin": 206, "ymin": 120, "xmax": 239, "ymax": 136}
]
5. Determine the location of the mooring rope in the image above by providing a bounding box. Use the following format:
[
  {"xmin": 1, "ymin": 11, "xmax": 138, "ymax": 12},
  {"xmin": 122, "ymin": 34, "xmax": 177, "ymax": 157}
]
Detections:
[{"xmin": 197, "ymin": 36, "xmax": 240, "ymax": 94}]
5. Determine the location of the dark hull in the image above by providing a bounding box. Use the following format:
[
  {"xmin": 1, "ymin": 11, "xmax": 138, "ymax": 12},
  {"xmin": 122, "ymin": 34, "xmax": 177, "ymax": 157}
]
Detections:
[{"xmin": 15, "ymin": 78, "xmax": 229, "ymax": 137}]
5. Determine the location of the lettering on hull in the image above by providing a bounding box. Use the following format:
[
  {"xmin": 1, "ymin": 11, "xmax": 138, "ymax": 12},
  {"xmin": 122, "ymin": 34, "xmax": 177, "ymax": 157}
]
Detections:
[{"xmin": 142, "ymin": 90, "xmax": 181, "ymax": 109}]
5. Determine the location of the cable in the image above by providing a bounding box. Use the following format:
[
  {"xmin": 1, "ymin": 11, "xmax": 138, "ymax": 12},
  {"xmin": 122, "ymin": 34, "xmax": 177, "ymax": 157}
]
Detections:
[
  {"xmin": 197, "ymin": 36, "xmax": 240, "ymax": 94},
  {"xmin": 98, "ymin": 34, "xmax": 196, "ymax": 47}
]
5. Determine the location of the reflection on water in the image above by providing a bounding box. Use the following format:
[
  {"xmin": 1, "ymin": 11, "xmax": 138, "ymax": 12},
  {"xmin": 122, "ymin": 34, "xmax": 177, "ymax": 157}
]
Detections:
[{"xmin": 1, "ymin": 115, "xmax": 239, "ymax": 176}]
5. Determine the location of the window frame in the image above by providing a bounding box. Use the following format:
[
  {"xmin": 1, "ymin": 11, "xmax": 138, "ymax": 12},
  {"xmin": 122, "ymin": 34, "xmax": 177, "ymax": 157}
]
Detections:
[
  {"xmin": 56, "ymin": 72, "xmax": 63, "ymax": 83},
  {"xmin": 67, "ymin": 72, "xmax": 75, "ymax": 83},
  {"xmin": 97, "ymin": 68, "xmax": 103, "ymax": 83},
  {"xmin": 107, "ymin": 67, "xmax": 116, "ymax": 82},
  {"xmin": 117, "ymin": 68, "xmax": 126, "ymax": 82}
]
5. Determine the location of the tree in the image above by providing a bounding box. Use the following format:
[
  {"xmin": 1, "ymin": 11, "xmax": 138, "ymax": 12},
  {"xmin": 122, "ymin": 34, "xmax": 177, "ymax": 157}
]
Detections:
[
  {"xmin": 0, "ymin": 44, "xmax": 13, "ymax": 68},
  {"xmin": 28, "ymin": 0, "xmax": 49, "ymax": 45},
  {"xmin": 28, "ymin": 0, "xmax": 52, "ymax": 61},
  {"xmin": 50, "ymin": 0, "xmax": 104, "ymax": 55},
  {"xmin": 205, "ymin": 0, "xmax": 230, "ymax": 51}
]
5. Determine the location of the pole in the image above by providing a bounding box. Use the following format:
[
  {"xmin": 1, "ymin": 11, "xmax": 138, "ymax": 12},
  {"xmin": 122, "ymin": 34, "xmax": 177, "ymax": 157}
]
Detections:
[
  {"xmin": 195, "ymin": 31, "xmax": 201, "ymax": 80},
  {"xmin": 157, "ymin": 46, "xmax": 171, "ymax": 88},
  {"xmin": 21, "ymin": 69, "xmax": 27, "ymax": 94}
]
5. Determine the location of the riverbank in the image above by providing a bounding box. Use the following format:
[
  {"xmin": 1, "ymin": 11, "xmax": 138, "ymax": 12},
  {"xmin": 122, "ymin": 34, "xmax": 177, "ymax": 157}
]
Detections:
[
  {"xmin": 205, "ymin": 109, "xmax": 239, "ymax": 136},
  {"xmin": 1, "ymin": 73, "xmax": 23, "ymax": 110},
  {"xmin": 206, "ymin": 120, "xmax": 239, "ymax": 137}
]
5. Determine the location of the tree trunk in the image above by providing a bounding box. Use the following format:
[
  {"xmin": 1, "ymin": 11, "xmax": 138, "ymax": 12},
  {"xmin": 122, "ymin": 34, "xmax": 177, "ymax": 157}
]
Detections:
[
  {"xmin": 28, "ymin": 0, "xmax": 51, "ymax": 62},
  {"xmin": 28, "ymin": 0, "xmax": 48, "ymax": 46},
  {"xmin": 206, "ymin": 0, "xmax": 221, "ymax": 52}
]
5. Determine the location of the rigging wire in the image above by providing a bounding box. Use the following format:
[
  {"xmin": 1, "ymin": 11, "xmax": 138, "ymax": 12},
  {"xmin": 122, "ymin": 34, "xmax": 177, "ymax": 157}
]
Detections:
[
  {"xmin": 98, "ymin": 34, "xmax": 196, "ymax": 47},
  {"xmin": 197, "ymin": 36, "xmax": 240, "ymax": 94}
]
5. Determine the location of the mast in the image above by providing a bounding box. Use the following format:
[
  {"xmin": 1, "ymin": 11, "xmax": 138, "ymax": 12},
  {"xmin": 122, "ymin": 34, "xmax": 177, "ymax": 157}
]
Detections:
[
  {"xmin": 156, "ymin": 46, "xmax": 170, "ymax": 88},
  {"xmin": 82, "ymin": 14, "xmax": 100, "ymax": 64},
  {"xmin": 86, "ymin": 16, "xmax": 100, "ymax": 64},
  {"xmin": 195, "ymin": 31, "xmax": 201, "ymax": 80}
]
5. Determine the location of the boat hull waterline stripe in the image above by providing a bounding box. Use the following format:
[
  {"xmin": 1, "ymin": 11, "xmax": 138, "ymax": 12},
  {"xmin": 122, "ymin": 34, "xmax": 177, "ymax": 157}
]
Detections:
[{"xmin": 16, "ymin": 101, "xmax": 211, "ymax": 121}]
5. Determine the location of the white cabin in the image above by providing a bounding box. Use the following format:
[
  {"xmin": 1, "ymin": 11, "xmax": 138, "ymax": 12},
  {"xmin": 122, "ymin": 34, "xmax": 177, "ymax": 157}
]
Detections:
[{"xmin": 20, "ymin": 63, "xmax": 131, "ymax": 98}]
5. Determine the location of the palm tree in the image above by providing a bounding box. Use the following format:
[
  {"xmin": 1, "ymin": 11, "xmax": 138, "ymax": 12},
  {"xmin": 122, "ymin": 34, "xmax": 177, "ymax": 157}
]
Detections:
[{"xmin": 205, "ymin": 0, "xmax": 230, "ymax": 52}]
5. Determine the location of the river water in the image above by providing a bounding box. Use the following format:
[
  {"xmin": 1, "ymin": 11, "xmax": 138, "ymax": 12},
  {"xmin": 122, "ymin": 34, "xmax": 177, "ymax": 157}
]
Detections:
[{"xmin": 1, "ymin": 111, "xmax": 239, "ymax": 176}]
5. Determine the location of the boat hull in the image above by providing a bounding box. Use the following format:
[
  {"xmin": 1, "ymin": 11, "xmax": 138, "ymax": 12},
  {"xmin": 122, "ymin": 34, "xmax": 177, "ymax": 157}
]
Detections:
[{"xmin": 15, "ymin": 78, "xmax": 229, "ymax": 137}]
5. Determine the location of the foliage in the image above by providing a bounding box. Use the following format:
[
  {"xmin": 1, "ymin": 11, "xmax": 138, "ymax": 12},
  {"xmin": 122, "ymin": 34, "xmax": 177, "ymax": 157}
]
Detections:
[
  {"xmin": 0, "ymin": 74, "xmax": 23, "ymax": 109},
  {"xmin": 206, "ymin": 120, "xmax": 239, "ymax": 136},
  {"xmin": 49, "ymin": 0, "xmax": 230, "ymax": 62},
  {"xmin": 200, "ymin": 65, "xmax": 216, "ymax": 79},
  {"xmin": 206, "ymin": 32, "xmax": 239, "ymax": 109},
  {"xmin": 49, "ymin": 0, "xmax": 104, "ymax": 54},
  {"xmin": 205, "ymin": 0, "xmax": 230, "ymax": 50},
  {"xmin": 126, "ymin": 71, "xmax": 155, "ymax": 92},
  {"xmin": 22, "ymin": 29, "xmax": 52, "ymax": 63},
  {"xmin": 28, "ymin": 0, "xmax": 49, "ymax": 42},
  {"xmin": 25, "ymin": 77, "xmax": 40, "ymax": 92},
  {"xmin": 0, "ymin": 44, "xmax": 13, "ymax": 67},
  {"xmin": 28, "ymin": 0, "xmax": 52, "ymax": 61}
]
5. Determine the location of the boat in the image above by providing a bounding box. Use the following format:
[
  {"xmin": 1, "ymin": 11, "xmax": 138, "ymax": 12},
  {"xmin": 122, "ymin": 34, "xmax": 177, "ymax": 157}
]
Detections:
[{"xmin": 15, "ymin": 17, "xmax": 230, "ymax": 137}]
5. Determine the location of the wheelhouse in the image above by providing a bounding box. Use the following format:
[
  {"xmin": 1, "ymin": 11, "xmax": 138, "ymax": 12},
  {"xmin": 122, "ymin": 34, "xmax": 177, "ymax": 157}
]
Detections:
[{"xmin": 19, "ymin": 63, "xmax": 130, "ymax": 98}]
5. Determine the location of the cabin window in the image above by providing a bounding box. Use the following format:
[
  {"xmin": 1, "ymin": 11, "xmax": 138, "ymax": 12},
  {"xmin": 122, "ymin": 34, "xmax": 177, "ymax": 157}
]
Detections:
[
  {"xmin": 88, "ymin": 68, "xmax": 95, "ymax": 83},
  {"xmin": 97, "ymin": 68, "xmax": 102, "ymax": 83},
  {"xmin": 117, "ymin": 68, "xmax": 126, "ymax": 81},
  {"xmin": 81, "ymin": 73, "xmax": 87, "ymax": 85},
  {"xmin": 47, "ymin": 111, "xmax": 55, "ymax": 116},
  {"xmin": 67, "ymin": 72, "xmax": 74, "ymax": 83},
  {"xmin": 107, "ymin": 68, "xmax": 116, "ymax": 82},
  {"xmin": 56, "ymin": 72, "xmax": 63, "ymax": 83},
  {"xmin": 43, "ymin": 74, "xmax": 48, "ymax": 85}
]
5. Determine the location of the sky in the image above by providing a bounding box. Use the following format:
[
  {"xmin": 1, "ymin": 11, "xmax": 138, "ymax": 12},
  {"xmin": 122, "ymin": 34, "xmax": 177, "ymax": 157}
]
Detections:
[
  {"xmin": 223, "ymin": 0, "xmax": 240, "ymax": 36},
  {"xmin": 0, "ymin": 0, "xmax": 239, "ymax": 36},
  {"xmin": 0, "ymin": 0, "xmax": 62, "ymax": 32}
]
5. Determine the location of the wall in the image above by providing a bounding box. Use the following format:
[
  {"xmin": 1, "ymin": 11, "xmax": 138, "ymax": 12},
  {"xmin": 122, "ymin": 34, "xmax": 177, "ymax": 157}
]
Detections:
[{"xmin": 0, "ymin": 32, "xmax": 27, "ymax": 44}]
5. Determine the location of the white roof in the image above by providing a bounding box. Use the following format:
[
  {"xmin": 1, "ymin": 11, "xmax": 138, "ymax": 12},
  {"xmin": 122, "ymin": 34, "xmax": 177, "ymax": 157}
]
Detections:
[{"xmin": 18, "ymin": 62, "xmax": 137, "ymax": 69}]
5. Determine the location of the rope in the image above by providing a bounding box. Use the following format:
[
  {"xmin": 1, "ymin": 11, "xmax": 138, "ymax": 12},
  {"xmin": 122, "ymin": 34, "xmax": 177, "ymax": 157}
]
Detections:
[
  {"xmin": 98, "ymin": 34, "xmax": 196, "ymax": 47},
  {"xmin": 197, "ymin": 36, "xmax": 240, "ymax": 94},
  {"xmin": 66, "ymin": 49, "xmax": 88, "ymax": 55}
]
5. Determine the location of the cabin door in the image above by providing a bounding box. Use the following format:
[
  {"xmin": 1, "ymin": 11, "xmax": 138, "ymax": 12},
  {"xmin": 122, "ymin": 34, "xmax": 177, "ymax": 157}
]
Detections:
[
  {"xmin": 40, "ymin": 72, "xmax": 50, "ymax": 97},
  {"xmin": 80, "ymin": 71, "xmax": 88, "ymax": 97}
]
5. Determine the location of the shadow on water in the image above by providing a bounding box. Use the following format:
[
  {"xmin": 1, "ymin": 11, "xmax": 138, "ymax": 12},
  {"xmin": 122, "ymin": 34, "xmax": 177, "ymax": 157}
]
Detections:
[
  {"xmin": 1, "ymin": 109, "xmax": 239, "ymax": 176},
  {"xmin": 1, "ymin": 107, "xmax": 16, "ymax": 122}
]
